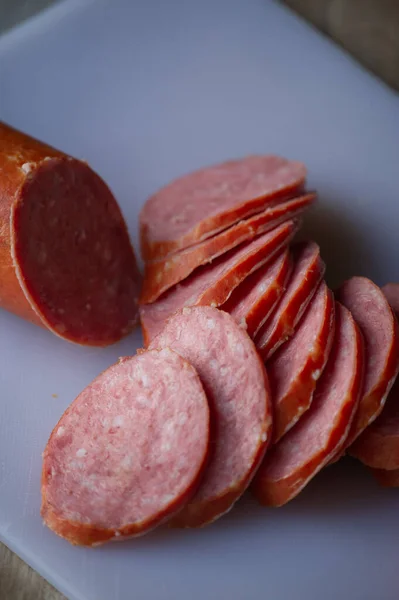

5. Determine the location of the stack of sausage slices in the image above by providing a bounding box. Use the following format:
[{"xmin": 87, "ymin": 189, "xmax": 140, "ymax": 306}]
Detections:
[{"xmin": 42, "ymin": 156, "xmax": 399, "ymax": 547}]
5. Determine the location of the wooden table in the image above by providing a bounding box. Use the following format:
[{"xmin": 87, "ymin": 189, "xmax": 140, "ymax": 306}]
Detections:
[{"xmin": 0, "ymin": 1, "xmax": 398, "ymax": 598}]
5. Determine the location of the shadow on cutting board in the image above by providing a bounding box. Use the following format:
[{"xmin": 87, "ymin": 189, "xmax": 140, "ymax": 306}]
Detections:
[{"xmin": 296, "ymin": 194, "xmax": 380, "ymax": 290}]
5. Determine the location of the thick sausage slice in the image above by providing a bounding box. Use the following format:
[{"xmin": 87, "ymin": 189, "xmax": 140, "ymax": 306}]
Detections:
[
  {"xmin": 141, "ymin": 194, "xmax": 314, "ymax": 303},
  {"xmin": 140, "ymin": 220, "xmax": 297, "ymax": 346},
  {"xmin": 0, "ymin": 122, "xmax": 140, "ymax": 346},
  {"xmin": 338, "ymin": 277, "xmax": 399, "ymax": 450},
  {"xmin": 140, "ymin": 155, "xmax": 306, "ymax": 262},
  {"xmin": 149, "ymin": 306, "xmax": 272, "ymax": 527},
  {"xmin": 255, "ymin": 241, "xmax": 325, "ymax": 361},
  {"xmin": 41, "ymin": 349, "xmax": 210, "ymax": 546},
  {"xmin": 350, "ymin": 379, "xmax": 399, "ymax": 469},
  {"xmin": 371, "ymin": 467, "xmax": 399, "ymax": 487},
  {"xmin": 223, "ymin": 248, "xmax": 292, "ymax": 337},
  {"xmin": 268, "ymin": 281, "xmax": 335, "ymax": 443},
  {"xmin": 251, "ymin": 303, "xmax": 364, "ymax": 507},
  {"xmin": 349, "ymin": 283, "xmax": 399, "ymax": 469}
]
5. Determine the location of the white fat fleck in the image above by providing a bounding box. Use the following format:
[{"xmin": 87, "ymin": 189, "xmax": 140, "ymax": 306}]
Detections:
[
  {"xmin": 210, "ymin": 302, "xmax": 217, "ymax": 308},
  {"xmin": 51, "ymin": 467, "xmax": 56, "ymax": 478},
  {"xmin": 161, "ymin": 440, "xmax": 172, "ymax": 453},
  {"xmin": 235, "ymin": 343, "xmax": 244, "ymax": 356},
  {"xmin": 101, "ymin": 418, "xmax": 109, "ymax": 428},
  {"xmin": 162, "ymin": 494, "xmax": 175, "ymax": 506},
  {"xmin": 141, "ymin": 373, "xmax": 150, "ymax": 388},
  {"xmin": 178, "ymin": 413, "xmax": 188, "ymax": 425},
  {"xmin": 121, "ymin": 455, "xmax": 132, "ymax": 469},
  {"xmin": 209, "ymin": 359, "xmax": 219, "ymax": 371},
  {"xmin": 21, "ymin": 162, "xmax": 34, "ymax": 174},
  {"xmin": 220, "ymin": 366, "xmax": 229, "ymax": 377},
  {"xmin": 86, "ymin": 303, "xmax": 92, "ymax": 311},
  {"xmin": 261, "ymin": 431, "xmax": 268, "ymax": 442},
  {"xmin": 259, "ymin": 283, "xmax": 268, "ymax": 294},
  {"xmin": 112, "ymin": 415, "xmax": 124, "ymax": 427},
  {"xmin": 114, "ymin": 531, "xmax": 121, "ymax": 537},
  {"xmin": 312, "ymin": 369, "xmax": 321, "ymax": 381},
  {"xmin": 56, "ymin": 426, "xmax": 65, "ymax": 437},
  {"xmin": 136, "ymin": 395, "xmax": 148, "ymax": 406},
  {"xmin": 76, "ymin": 448, "xmax": 87, "ymax": 458},
  {"xmin": 206, "ymin": 318, "xmax": 216, "ymax": 329},
  {"xmin": 182, "ymin": 307, "xmax": 191, "ymax": 315},
  {"xmin": 239, "ymin": 318, "xmax": 247, "ymax": 330}
]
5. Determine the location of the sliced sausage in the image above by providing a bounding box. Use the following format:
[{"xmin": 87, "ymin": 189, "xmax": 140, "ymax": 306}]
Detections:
[
  {"xmin": 141, "ymin": 194, "xmax": 314, "ymax": 303},
  {"xmin": 140, "ymin": 155, "xmax": 306, "ymax": 262},
  {"xmin": 140, "ymin": 220, "xmax": 297, "ymax": 346},
  {"xmin": 350, "ymin": 379, "xmax": 399, "ymax": 469},
  {"xmin": 149, "ymin": 306, "xmax": 272, "ymax": 527},
  {"xmin": 0, "ymin": 122, "xmax": 140, "ymax": 346},
  {"xmin": 268, "ymin": 281, "xmax": 335, "ymax": 443},
  {"xmin": 251, "ymin": 302, "xmax": 364, "ymax": 507},
  {"xmin": 223, "ymin": 248, "xmax": 292, "ymax": 337},
  {"xmin": 338, "ymin": 277, "xmax": 399, "ymax": 451},
  {"xmin": 371, "ymin": 467, "xmax": 399, "ymax": 487},
  {"xmin": 41, "ymin": 348, "xmax": 210, "ymax": 546},
  {"xmin": 255, "ymin": 241, "xmax": 325, "ymax": 361}
]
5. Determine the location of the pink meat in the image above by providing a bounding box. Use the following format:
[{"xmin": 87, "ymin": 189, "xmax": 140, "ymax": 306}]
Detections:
[
  {"xmin": 141, "ymin": 193, "xmax": 314, "ymax": 304},
  {"xmin": 222, "ymin": 248, "xmax": 292, "ymax": 337},
  {"xmin": 41, "ymin": 349, "xmax": 210, "ymax": 546},
  {"xmin": 267, "ymin": 281, "xmax": 335, "ymax": 443},
  {"xmin": 338, "ymin": 277, "xmax": 399, "ymax": 451},
  {"xmin": 149, "ymin": 306, "xmax": 272, "ymax": 527},
  {"xmin": 350, "ymin": 378, "xmax": 399, "ymax": 469},
  {"xmin": 252, "ymin": 302, "xmax": 364, "ymax": 507},
  {"xmin": 140, "ymin": 220, "xmax": 297, "ymax": 346},
  {"xmin": 255, "ymin": 241, "xmax": 325, "ymax": 360},
  {"xmin": 140, "ymin": 155, "xmax": 306, "ymax": 261}
]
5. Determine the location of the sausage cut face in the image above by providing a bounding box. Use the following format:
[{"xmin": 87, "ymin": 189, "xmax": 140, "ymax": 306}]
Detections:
[
  {"xmin": 13, "ymin": 157, "xmax": 140, "ymax": 345},
  {"xmin": 149, "ymin": 306, "xmax": 272, "ymax": 527},
  {"xmin": 41, "ymin": 349, "xmax": 210, "ymax": 546}
]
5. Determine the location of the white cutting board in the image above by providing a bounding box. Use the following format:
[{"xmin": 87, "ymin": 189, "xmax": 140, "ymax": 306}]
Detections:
[{"xmin": 0, "ymin": 1, "xmax": 399, "ymax": 599}]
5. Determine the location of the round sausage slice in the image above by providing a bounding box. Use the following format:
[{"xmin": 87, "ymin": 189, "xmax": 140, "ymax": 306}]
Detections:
[
  {"xmin": 149, "ymin": 306, "xmax": 272, "ymax": 527},
  {"xmin": 140, "ymin": 155, "xmax": 306, "ymax": 262},
  {"xmin": 141, "ymin": 194, "xmax": 314, "ymax": 303},
  {"xmin": 267, "ymin": 281, "xmax": 335, "ymax": 443},
  {"xmin": 338, "ymin": 277, "xmax": 399, "ymax": 451},
  {"xmin": 41, "ymin": 348, "xmax": 210, "ymax": 546},
  {"xmin": 350, "ymin": 378, "xmax": 399, "ymax": 469},
  {"xmin": 140, "ymin": 220, "xmax": 297, "ymax": 346},
  {"xmin": 223, "ymin": 248, "xmax": 292, "ymax": 337},
  {"xmin": 0, "ymin": 122, "xmax": 140, "ymax": 346},
  {"xmin": 251, "ymin": 302, "xmax": 364, "ymax": 507},
  {"xmin": 255, "ymin": 241, "xmax": 325, "ymax": 361}
]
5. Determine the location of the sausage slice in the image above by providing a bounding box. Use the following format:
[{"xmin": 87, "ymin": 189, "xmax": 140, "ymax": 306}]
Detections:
[
  {"xmin": 255, "ymin": 241, "xmax": 325, "ymax": 360},
  {"xmin": 140, "ymin": 220, "xmax": 297, "ymax": 345},
  {"xmin": 223, "ymin": 248, "xmax": 292, "ymax": 337},
  {"xmin": 140, "ymin": 155, "xmax": 306, "ymax": 261},
  {"xmin": 267, "ymin": 281, "xmax": 335, "ymax": 443},
  {"xmin": 41, "ymin": 349, "xmax": 210, "ymax": 546},
  {"xmin": 338, "ymin": 277, "xmax": 399, "ymax": 450},
  {"xmin": 350, "ymin": 379, "xmax": 399, "ymax": 469},
  {"xmin": 149, "ymin": 306, "xmax": 272, "ymax": 527},
  {"xmin": 251, "ymin": 302, "xmax": 364, "ymax": 507},
  {"xmin": 141, "ymin": 194, "xmax": 314, "ymax": 303}
]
